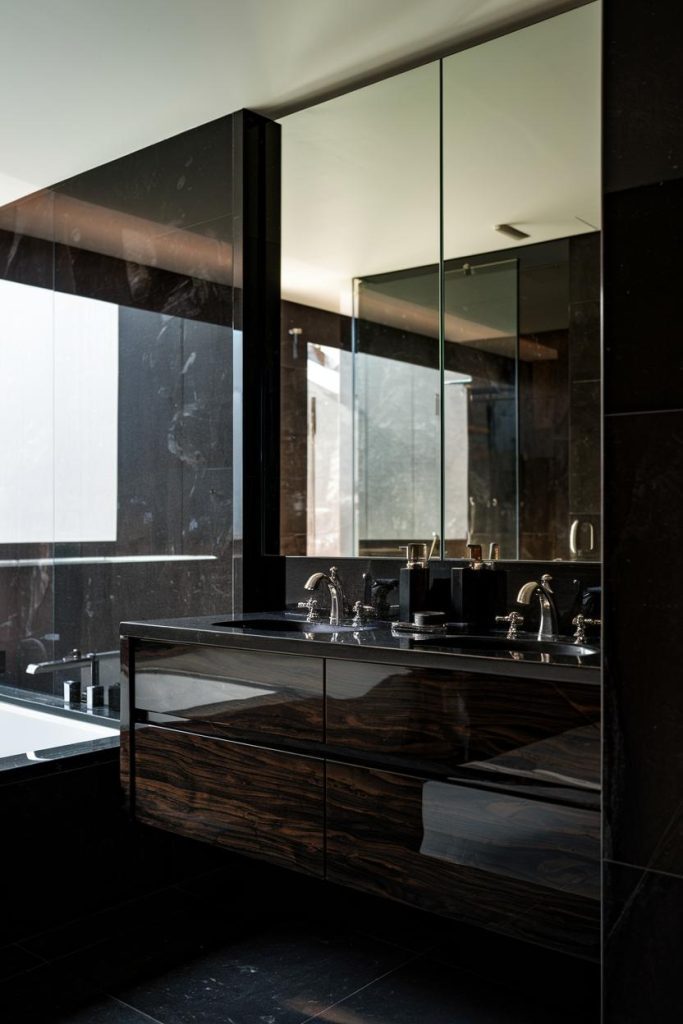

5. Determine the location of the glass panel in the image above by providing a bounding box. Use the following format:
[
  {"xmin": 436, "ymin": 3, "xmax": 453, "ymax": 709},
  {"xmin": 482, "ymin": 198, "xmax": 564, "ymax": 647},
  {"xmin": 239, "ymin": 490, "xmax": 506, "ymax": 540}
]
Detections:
[
  {"xmin": 354, "ymin": 265, "xmax": 440, "ymax": 556},
  {"xmin": 0, "ymin": 117, "xmax": 235, "ymax": 706},
  {"xmin": 306, "ymin": 342, "xmax": 353, "ymax": 556},
  {"xmin": 279, "ymin": 62, "xmax": 440, "ymax": 556},
  {"xmin": 443, "ymin": 259, "xmax": 518, "ymax": 559},
  {"xmin": 0, "ymin": 190, "xmax": 57, "ymax": 692},
  {"xmin": 442, "ymin": 3, "xmax": 601, "ymax": 560}
]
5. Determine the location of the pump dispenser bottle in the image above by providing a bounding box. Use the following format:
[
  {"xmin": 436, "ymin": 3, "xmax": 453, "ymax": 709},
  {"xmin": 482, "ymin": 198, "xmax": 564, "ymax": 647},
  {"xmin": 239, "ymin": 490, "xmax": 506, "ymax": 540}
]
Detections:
[
  {"xmin": 398, "ymin": 543, "xmax": 430, "ymax": 622},
  {"xmin": 450, "ymin": 543, "xmax": 506, "ymax": 628}
]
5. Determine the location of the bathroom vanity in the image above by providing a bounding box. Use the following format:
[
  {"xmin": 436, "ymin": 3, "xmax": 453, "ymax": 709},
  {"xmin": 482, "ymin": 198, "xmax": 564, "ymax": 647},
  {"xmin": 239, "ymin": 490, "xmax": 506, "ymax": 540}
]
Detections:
[{"xmin": 120, "ymin": 614, "xmax": 600, "ymax": 961}]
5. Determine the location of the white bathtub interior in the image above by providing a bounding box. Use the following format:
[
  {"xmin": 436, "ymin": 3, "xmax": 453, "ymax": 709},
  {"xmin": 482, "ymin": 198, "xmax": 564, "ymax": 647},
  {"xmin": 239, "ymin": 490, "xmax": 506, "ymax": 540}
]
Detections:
[{"xmin": 0, "ymin": 700, "xmax": 119, "ymax": 759}]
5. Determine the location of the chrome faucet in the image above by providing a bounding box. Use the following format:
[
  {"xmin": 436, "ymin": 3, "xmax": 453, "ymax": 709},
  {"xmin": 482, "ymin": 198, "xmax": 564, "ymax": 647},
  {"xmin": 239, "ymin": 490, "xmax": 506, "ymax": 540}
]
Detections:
[
  {"xmin": 26, "ymin": 648, "xmax": 117, "ymax": 707},
  {"xmin": 516, "ymin": 574, "xmax": 559, "ymax": 640},
  {"xmin": 304, "ymin": 566, "xmax": 348, "ymax": 626}
]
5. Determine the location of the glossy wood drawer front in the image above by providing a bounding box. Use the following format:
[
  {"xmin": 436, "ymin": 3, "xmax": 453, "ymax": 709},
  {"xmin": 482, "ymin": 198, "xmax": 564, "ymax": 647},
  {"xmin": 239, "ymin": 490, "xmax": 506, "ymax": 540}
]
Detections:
[
  {"xmin": 134, "ymin": 641, "xmax": 323, "ymax": 745},
  {"xmin": 326, "ymin": 660, "xmax": 600, "ymax": 789},
  {"xmin": 133, "ymin": 725, "xmax": 324, "ymax": 876},
  {"xmin": 326, "ymin": 761, "xmax": 600, "ymax": 960}
]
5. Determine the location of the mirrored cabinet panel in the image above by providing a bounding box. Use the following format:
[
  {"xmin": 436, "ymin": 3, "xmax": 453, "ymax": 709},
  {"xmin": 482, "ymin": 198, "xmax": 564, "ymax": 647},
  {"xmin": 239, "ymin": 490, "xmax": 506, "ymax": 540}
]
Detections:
[
  {"xmin": 278, "ymin": 2, "xmax": 601, "ymax": 562},
  {"xmin": 279, "ymin": 62, "xmax": 440, "ymax": 556}
]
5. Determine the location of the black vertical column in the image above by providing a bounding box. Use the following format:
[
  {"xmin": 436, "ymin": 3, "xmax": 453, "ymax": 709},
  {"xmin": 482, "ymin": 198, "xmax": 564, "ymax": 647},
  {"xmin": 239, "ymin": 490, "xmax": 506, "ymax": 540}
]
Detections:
[
  {"xmin": 232, "ymin": 110, "xmax": 285, "ymax": 613},
  {"xmin": 603, "ymin": 3, "xmax": 683, "ymax": 1020}
]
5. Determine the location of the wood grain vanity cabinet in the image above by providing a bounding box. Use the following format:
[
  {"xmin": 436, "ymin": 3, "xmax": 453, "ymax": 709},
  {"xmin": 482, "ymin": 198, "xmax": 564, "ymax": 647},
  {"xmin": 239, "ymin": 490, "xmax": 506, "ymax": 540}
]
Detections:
[
  {"xmin": 122, "ymin": 639, "xmax": 326, "ymax": 875},
  {"xmin": 133, "ymin": 725, "xmax": 324, "ymax": 875},
  {"xmin": 133, "ymin": 640, "xmax": 324, "ymax": 747},
  {"xmin": 121, "ymin": 634, "xmax": 600, "ymax": 958}
]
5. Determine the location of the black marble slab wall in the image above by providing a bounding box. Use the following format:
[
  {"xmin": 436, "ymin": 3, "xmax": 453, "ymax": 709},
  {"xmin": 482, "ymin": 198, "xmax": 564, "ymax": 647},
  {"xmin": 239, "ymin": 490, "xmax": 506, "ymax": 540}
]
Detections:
[
  {"xmin": 603, "ymin": 3, "xmax": 683, "ymax": 1019},
  {"xmin": 0, "ymin": 111, "xmax": 279, "ymax": 694}
]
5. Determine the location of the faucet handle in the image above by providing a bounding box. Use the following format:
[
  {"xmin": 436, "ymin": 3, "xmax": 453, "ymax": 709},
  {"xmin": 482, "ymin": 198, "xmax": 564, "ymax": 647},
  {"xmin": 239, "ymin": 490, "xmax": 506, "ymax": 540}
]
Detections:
[
  {"xmin": 496, "ymin": 611, "xmax": 524, "ymax": 639},
  {"xmin": 352, "ymin": 601, "xmax": 374, "ymax": 626},
  {"xmin": 540, "ymin": 574, "xmax": 554, "ymax": 590},
  {"xmin": 572, "ymin": 614, "xmax": 601, "ymax": 644},
  {"xmin": 297, "ymin": 598, "xmax": 321, "ymax": 622}
]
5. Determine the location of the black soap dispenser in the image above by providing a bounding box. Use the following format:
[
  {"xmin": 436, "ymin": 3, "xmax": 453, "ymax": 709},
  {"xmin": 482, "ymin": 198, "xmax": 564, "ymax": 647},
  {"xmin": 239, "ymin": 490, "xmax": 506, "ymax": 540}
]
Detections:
[
  {"xmin": 398, "ymin": 543, "xmax": 430, "ymax": 623},
  {"xmin": 450, "ymin": 543, "xmax": 505, "ymax": 629}
]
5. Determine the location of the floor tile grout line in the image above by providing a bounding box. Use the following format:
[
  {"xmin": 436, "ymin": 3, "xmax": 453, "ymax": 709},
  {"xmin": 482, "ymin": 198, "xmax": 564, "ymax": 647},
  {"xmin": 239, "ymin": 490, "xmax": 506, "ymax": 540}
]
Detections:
[
  {"xmin": 109, "ymin": 994, "xmax": 168, "ymax": 1024},
  {"xmin": 299, "ymin": 950, "xmax": 423, "ymax": 1024}
]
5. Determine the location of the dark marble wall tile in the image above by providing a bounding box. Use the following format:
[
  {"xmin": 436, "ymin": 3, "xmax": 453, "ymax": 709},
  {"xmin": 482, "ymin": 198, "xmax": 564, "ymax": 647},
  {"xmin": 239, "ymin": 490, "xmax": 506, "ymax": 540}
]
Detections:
[
  {"xmin": 51, "ymin": 559, "xmax": 232, "ymax": 682},
  {"xmin": 181, "ymin": 319, "xmax": 232, "ymax": 469},
  {"xmin": 518, "ymin": 337, "xmax": 569, "ymax": 561},
  {"xmin": 54, "ymin": 117, "xmax": 233, "ymax": 233},
  {"xmin": 604, "ymin": 2, "xmax": 683, "ymax": 194},
  {"xmin": 282, "ymin": 299, "xmax": 351, "ymax": 351},
  {"xmin": 604, "ymin": 410, "xmax": 683, "ymax": 873},
  {"xmin": 0, "ymin": 226, "xmax": 52, "ymax": 289},
  {"xmin": 569, "ymin": 301, "xmax": 600, "ymax": 383},
  {"xmin": 569, "ymin": 233, "xmax": 600, "ymax": 306},
  {"xmin": 53, "ymin": 231, "xmax": 232, "ymax": 325},
  {"xmin": 0, "ymin": 190, "xmax": 54, "ymax": 290},
  {"xmin": 280, "ymin": 303, "xmax": 311, "ymax": 555},
  {"xmin": 569, "ymin": 380, "xmax": 601, "ymax": 518},
  {"xmin": 0, "ymin": 564, "xmax": 56, "ymax": 688},
  {"xmin": 604, "ymin": 862, "xmax": 683, "ymax": 1023},
  {"xmin": 182, "ymin": 468, "xmax": 232, "ymax": 558},
  {"xmin": 603, "ymin": 178, "xmax": 683, "ymax": 415},
  {"xmin": 117, "ymin": 309, "xmax": 184, "ymax": 555}
]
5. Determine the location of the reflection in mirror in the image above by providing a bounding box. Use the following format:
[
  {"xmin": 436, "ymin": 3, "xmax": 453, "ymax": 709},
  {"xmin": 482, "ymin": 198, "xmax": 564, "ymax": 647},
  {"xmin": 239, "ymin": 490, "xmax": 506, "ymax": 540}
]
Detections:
[
  {"xmin": 443, "ymin": 259, "xmax": 518, "ymax": 558},
  {"xmin": 355, "ymin": 265, "xmax": 440, "ymax": 556},
  {"xmin": 279, "ymin": 63, "xmax": 440, "ymax": 556},
  {"xmin": 442, "ymin": 3, "xmax": 601, "ymax": 560},
  {"xmin": 279, "ymin": 2, "xmax": 601, "ymax": 561}
]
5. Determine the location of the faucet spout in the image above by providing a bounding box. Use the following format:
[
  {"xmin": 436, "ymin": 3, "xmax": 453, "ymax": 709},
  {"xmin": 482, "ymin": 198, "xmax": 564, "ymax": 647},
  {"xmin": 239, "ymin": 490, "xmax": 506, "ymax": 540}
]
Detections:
[
  {"xmin": 515, "ymin": 574, "xmax": 559, "ymax": 640},
  {"xmin": 304, "ymin": 566, "xmax": 347, "ymax": 626},
  {"xmin": 26, "ymin": 648, "xmax": 98, "ymax": 682}
]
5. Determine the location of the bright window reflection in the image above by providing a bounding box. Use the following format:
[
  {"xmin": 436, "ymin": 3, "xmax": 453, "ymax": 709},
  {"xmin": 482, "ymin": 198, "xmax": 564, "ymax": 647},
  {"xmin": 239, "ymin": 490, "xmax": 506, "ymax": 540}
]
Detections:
[{"xmin": 0, "ymin": 280, "xmax": 118, "ymax": 543}]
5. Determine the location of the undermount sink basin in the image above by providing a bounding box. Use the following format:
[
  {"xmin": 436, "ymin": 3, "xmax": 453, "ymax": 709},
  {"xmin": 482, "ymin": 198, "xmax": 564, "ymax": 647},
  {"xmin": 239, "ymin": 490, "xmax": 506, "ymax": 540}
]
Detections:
[
  {"xmin": 212, "ymin": 617, "xmax": 371, "ymax": 633},
  {"xmin": 412, "ymin": 633, "xmax": 599, "ymax": 660}
]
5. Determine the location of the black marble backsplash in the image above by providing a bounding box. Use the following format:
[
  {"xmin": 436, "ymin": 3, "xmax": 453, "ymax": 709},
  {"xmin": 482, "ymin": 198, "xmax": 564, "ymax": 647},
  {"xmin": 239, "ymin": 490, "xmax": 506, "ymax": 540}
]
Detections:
[{"xmin": 285, "ymin": 556, "xmax": 600, "ymax": 637}]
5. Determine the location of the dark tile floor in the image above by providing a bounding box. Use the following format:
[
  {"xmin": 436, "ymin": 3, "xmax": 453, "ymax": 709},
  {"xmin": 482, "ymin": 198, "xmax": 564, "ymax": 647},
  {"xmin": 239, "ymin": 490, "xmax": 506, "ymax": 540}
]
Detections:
[{"xmin": 0, "ymin": 860, "xmax": 600, "ymax": 1024}]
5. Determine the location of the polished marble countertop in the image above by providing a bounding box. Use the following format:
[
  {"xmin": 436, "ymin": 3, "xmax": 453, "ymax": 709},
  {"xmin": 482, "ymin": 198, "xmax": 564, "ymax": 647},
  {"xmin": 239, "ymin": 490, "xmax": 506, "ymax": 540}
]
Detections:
[{"xmin": 121, "ymin": 612, "xmax": 600, "ymax": 686}]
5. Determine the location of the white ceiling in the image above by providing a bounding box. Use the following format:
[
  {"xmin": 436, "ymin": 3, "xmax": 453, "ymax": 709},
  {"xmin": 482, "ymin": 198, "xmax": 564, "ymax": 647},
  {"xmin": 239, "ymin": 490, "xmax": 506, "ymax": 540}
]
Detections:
[
  {"xmin": 0, "ymin": 0, "xmax": 586, "ymax": 207},
  {"xmin": 281, "ymin": 3, "xmax": 601, "ymax": 314}
]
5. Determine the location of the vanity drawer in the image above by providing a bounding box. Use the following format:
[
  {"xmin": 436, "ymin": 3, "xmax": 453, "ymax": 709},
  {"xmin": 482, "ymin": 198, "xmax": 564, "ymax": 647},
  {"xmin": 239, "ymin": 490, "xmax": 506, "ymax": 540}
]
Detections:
[
  {"xmin": 133, "ymin": 724, "xmax": 324, "ymax": 876},
  {"xmin": 326, "ymin": 761, "xmax": 600, "ymax": 960},
  {"xmin": 325, "ymin": 659, "xmax": 600, "ymax": 787},
  {"xmin": 133, "ymin": 641, "xmax": 323, "ymax": 745}
]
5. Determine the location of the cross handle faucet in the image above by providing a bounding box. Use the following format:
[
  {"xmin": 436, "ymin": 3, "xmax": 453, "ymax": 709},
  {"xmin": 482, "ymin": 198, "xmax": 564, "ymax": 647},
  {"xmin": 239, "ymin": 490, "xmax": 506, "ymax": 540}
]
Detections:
[{"xmin": 304, "ymin": 566, "xmax": 348, "ymax": 626}]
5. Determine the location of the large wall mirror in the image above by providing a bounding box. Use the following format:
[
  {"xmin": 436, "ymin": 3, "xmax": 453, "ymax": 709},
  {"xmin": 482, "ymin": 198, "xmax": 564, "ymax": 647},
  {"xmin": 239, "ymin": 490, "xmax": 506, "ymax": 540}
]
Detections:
[{"xmin": 278, "ymin": 2, "xmax": 601, "ymax": 562}]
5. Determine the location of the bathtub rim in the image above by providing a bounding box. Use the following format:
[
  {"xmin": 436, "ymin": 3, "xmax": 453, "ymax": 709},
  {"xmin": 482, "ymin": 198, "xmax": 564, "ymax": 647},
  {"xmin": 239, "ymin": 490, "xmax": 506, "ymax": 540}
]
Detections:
[{"xmin": 0, "ymin": 689, "xmax": 120, "ymax": 782}]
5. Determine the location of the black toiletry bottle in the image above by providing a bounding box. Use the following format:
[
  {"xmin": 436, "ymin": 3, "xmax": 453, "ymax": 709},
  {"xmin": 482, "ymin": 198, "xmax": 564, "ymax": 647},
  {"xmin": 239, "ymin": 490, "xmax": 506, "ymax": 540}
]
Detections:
[
  {"xmin": 398, "ymin": 543, "xmax": 430, "ymax": 622},
  {"xmin": 450, "ymin": 543, "xmax": 506, "ymax": 630}
]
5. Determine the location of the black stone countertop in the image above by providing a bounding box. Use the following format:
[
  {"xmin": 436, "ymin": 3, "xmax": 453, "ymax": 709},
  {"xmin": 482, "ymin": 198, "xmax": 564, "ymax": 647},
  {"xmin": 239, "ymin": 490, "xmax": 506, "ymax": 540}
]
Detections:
[{"xmin": 120, "ymin": 612, "xmax": 600, "ymax": 686}]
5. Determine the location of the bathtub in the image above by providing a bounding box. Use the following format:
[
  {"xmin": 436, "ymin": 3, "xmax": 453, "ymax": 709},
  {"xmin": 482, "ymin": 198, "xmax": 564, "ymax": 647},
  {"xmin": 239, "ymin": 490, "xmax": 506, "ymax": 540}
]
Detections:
[{"xmin": 0, "ymin": 699, "xmax": 119, "ymax": 762}]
